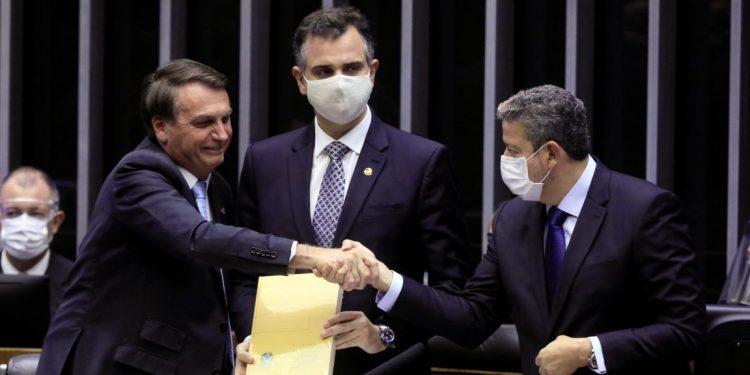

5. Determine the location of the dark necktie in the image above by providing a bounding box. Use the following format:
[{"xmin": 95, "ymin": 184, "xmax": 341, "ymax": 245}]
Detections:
[
  {"xmin": 191, "ymin": 181, "xmax": 234, "ymax": 370},
  {"xmin": 545, "ymin": 206, "xmax": 568, "ymax": 304},
  {"xmin": 312, "ymin": 141, "xmax": 350, "ymax": 248}
]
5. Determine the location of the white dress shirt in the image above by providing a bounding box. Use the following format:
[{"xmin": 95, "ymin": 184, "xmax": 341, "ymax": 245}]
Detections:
[
  {"xmin": 1, "ymin": 249, "xmax": 50, "ymax": 275},
  {"xmin": 309, "ymin": 106, "xmax": 372, "ymax": 219}
]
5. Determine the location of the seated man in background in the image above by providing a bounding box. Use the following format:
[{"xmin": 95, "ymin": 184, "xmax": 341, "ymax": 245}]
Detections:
[{"xmin": 0, "ymin": 166, "xmax": 72, "ymax": 316}]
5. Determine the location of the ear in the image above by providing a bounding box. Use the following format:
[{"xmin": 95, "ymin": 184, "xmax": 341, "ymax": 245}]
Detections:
[
  {"xmin": 369, "ymin": 59, "xmax": 379, "ymax": 85},
  {"xmin": 152, "ymin": 117, "xmax": 169, "ymax": 145},
  {"xmin": 49, "ymin": 210, "xmax": 65, "ymax": 236},
  {"xmin": 291, "ymin": 66, "xmax": 307, "ymax": 95},
  {"xmin": 544, "ymin": 141, "xmax": 563, "ymax": 169}
]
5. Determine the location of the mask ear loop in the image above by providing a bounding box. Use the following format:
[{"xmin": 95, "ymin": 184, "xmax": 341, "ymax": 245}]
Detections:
[{"xmin": 527, "ymin": 142, "xmax": 553, "ymax": 184}]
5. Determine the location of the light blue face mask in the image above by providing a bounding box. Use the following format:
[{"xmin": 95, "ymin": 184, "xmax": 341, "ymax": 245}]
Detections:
[{"xmin": 499, "ymin": 144, "xmax": 551, "ymax": 201}]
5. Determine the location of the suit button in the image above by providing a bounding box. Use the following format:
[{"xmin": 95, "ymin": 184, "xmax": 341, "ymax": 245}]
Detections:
[{"xmin": 220, "ymin": 323, "xmax": 228, "ymax": 332}]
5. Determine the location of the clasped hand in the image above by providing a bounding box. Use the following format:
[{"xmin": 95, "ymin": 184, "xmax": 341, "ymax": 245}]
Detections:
[{"xmin": 312, "ymin": 239, "xmax": 379, "ymax": 291}]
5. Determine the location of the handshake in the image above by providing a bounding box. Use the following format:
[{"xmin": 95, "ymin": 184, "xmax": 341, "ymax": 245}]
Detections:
[{"xmin": 290, "ymin": 239, "xmax": 392, "ymax": 291}]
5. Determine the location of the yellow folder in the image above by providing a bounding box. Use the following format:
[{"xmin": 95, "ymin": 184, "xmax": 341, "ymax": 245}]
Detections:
[{"xmin": 249, "ymin": 273, "xmax": 343, "ymax": 374}]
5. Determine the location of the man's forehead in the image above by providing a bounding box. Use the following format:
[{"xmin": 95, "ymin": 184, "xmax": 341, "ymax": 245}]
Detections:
[
  {"xmin": 1, "ymin": 197, "xmax": 52, "ymax": 207},
  {"xmin": 501, "ymin": 120, "xmax": 531, "ymax": 146},
  {"xmin": 0, "ymin": 181, "xmax": 52, "ymax": 202},
  {"xmin": 303, "ymin": 28, "xmax": 367, "ymax": 64}
]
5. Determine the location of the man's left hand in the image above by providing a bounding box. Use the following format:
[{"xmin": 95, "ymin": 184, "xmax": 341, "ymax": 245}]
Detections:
[
  {"xmin": 320, "ymin": 311, "xmax": 385, "ymax": 354},
  {"xmin": 234, "ymin": 335, "xmax": 254, "ymax": 375},
  {"xmin": 535, "ymin": 335, "xmax": 591, "ymax": 375}
]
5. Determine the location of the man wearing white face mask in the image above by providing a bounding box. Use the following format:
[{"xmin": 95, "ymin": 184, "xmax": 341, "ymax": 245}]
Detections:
[
  {"xmin": 0, "ymin": 166, "xmax": 72, "ymax": 317},
  {"xmin": 365, "ymin": 85, "xmax": 705, "ymax": 375},
  {"xmin": 235, "ymin": 6, "xmax": 475, "ymax": 374}
]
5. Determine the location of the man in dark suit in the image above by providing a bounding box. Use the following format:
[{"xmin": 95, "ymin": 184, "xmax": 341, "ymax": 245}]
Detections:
[
  {"xmin": 235, "ymin": 6, "xmax": 475, "ymax": 374},
  {"xmin": 36, "ymin": 59, "xmax": 377, "ymax": 375},
  {"xmin": 361, "ymin": 85, "xmax": 705, "ymax": 375},
  {"xmin": 0, "ymin": 166, "xmax": 72, "ymax": 316}
]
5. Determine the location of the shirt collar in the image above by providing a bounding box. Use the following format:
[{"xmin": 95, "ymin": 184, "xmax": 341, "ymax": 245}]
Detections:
[
  {"xmin": 1, "ymin": 249, "xmax": 50, "ymax": 276},
  {"xmin": 178, "ymin": 167, "xmax": 211, "ymax": 190},
  {"xmin": 313, "ymin": 105, "xmax": 371, "ymax": 158},
  {"xmin": 554, "ymin": 155, "xmax": 597, "ymax": 218}
]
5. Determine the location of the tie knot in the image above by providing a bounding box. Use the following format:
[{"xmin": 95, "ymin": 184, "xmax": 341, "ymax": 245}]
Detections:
[
  {"xmin": 548, "ymin": 206, "xmax": 568, "ymax": 226},
  {"xmin": 325, "ymin": 141, "xmax": 350, "ymax": 161},
  {"xmin": 191, "ymin": 181, "xmax": 208, "ymax": 200}
]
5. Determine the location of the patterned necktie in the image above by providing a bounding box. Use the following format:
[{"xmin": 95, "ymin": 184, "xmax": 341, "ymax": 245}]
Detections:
[
  {"xmin": 190, "ymin": 181, "xmax": 235, "ymax": 369},
  {"xmin": 545, "ymin": 206, "xmax": 568, "ymax": 304},
  {"xmin": 312, "ymin": 141, "xmax": 351, "ymax": 248}
]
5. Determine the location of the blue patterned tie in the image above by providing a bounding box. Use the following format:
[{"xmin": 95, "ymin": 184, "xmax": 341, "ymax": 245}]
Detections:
[
  {"xmin": 545, "ymin": 206, "xmax": 568, "ymax": 304},
  {"xmin": 191, "ymin": 181, "xmax": 234, "ymax": 370},
  {"xmin": 312, "ymin": 141, "xmax": 350, "ymax": 248}
]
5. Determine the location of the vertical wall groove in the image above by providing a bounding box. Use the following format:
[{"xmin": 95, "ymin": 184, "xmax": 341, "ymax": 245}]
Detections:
[
  {"xmin": 0, "ymin": 0, "xmax": 21, "ymax": 178},
  {"xmin": 646, "ymin": 0, "xmax": 676, "ymax": 189},
  {"xmin": 564, "ymin": 0, "xmax": 594, "ymax": 133},
  {"xmin": 400, "ymin": 0, "xmax": 430, "ymax": 135},
  {"xmin": 238, "ymin": 0, "xmax": 270, "ymax": 174},
  {"xmin": 482, "ymin": 0, "xmax": 514, "ymax": 252},
  {"xmin": 726, "ymin": 0, "xmax": 749, "ymax": 265},
  {"xmin": 76, "ymin": 0, "xmax": 104, "ymax": 246},
  {"xmin": 159, "ymin": 0, "xmax": 186, "ymax": 64}
]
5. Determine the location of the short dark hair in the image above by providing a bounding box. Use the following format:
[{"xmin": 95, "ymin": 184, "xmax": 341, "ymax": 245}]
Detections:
[
  {"xmin": 1, "ymin": 166, "xmax": 60, "ymax": 210},
  {"xmin": 497, "ymin": 85, "xmax": 590, "ymax": 160},
  {"xmin": 140, "ymin": 58, "xmax": 228, "ymax": 137},
  {"xmin": 292, "ymin": 6, "xmax": 375, "ymax": 69}
]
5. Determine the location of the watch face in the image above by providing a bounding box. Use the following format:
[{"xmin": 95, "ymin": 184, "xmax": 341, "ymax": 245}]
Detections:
[{"xmin": 379, "ymin": 325, "xmax": 395, "ymax": 348}]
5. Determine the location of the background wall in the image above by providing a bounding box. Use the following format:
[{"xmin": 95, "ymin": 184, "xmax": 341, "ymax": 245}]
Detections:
[{"xmin": 0, "ymin": 0, "xmax": 748, "ymax": 303}]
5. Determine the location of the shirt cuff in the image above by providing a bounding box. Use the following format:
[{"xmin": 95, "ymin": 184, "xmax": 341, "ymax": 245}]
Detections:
[
  {"xmin": 375, "ymin": 271, "xmax": 404, "ymax": 312},
  {"xmin": 588, "ymin": 336, "xmax": 607, "ymax": 374},
  {"xmin": 289, "ymin": 241, "xmax": 297, "ymax": 262}
]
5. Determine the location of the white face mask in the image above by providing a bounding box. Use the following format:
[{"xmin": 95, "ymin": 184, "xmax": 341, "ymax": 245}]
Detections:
[
  {"xmin": 304, "ymin": 72, "xmax": 373, "ymax": 125},
  {"xmin": 1, "ymin": 213, "xmax": 51, "ymax": 260},
  {"xmin": 500, "ymin": 145, "xmax": 551, "ymax": 202}
]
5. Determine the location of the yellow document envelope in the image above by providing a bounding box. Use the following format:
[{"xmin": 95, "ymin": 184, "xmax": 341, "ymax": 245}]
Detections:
[{"xmin": 250, "ymin": 273, "xmax": 343, "ymax": 374}]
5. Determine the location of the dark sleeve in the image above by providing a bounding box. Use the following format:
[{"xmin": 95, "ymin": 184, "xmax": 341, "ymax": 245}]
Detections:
[
  {"xmin": 378, "ymin": 145, "xmax": 478, "ymax": 346},
  {"xmin": 598, "ymin": 191, "xmax": 705, "ymax": 367},
  {"xmin": 389, "ymin": 223, "xmax": 509, "ymax": 348},
  {"xmin": 110, "ymin": 154, "xmax": 293, "ymax": 274}
]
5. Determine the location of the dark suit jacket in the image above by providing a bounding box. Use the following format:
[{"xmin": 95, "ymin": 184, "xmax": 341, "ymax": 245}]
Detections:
[
  {"xmin": 236, "ymin": 113, "xmax": 475, "ymax": 374},
  {"xmin": 0, "ymin": 250, "xmax": 72, "ymax": 317},
  {"xmin": 37, "ymin": 138, "xmax": 294, "ymax": 375},
  {"xmin": 387, "ymin": 161, "xmax": 705, "ymax": 375}
]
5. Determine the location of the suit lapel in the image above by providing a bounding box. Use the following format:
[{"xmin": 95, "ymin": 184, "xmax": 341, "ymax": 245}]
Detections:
[
  {"xmin": 523, "ymin": 204, "xmax": 553, "ymax": 324},
  {"xmin": 207, "ymin": 181, "xmax": 228, "ymax": 224},
  {"xmin": 332, "ymin": 118, "xmax": 388, "ymax": 247},
  {"xmin": 287, "ymin": 127, "xmax": 317, "ymax": 244},
  {"xmin": 548, "ymin": 164, "xmax": 611, "ymax": 331}
]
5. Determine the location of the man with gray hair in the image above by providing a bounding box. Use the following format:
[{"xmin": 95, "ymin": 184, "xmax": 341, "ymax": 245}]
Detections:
[
  {"xmin": 0, "ymin": 166, "xmax": 72, "ymax": 316},
  {"xmin": 363, "ymin": 85, "xmax": 705, "ymax": 375}
]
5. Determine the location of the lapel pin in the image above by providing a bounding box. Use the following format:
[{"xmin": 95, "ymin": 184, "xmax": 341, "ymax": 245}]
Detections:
[
  {"xmin": 363, "ymin": 167, "xmax": 373, "ymax": 176},
  {"xmin": 220, "ymin": 207, "xmax": 226, "ymax": 215}
]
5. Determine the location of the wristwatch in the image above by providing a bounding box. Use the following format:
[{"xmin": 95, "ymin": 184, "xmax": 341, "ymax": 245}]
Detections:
[{"xmin": 378, "ymin": 325, "xmax": 396, "ymax": 349}]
